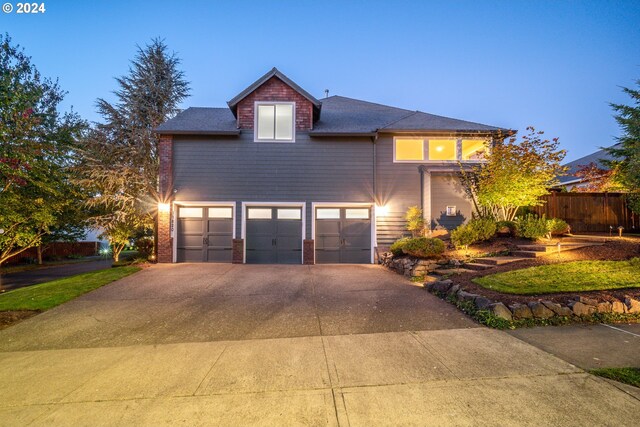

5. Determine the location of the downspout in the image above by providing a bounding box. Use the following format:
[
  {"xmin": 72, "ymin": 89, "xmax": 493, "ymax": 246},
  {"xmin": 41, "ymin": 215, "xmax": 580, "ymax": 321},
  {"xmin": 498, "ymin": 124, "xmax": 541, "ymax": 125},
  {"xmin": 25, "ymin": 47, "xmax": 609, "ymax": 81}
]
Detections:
[
  {"xmin": 419, "ymin": 166, "xmax": 424, "ymax": 215},
  {"xmin": 371, "ymin": 134, "xmax": 378, "ymax": 205}
]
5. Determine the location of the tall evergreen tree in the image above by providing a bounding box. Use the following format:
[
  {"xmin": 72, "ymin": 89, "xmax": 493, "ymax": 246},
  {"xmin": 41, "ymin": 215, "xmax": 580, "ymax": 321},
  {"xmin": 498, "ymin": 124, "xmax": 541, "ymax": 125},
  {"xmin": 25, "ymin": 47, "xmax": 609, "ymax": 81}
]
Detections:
[
  {"xmin": 78, "ymin": 39, "xmax": 190, "ymax": 259},
  {"xmin": 605, "ymin": 79, "xmax": 640, "ymax": 213}
]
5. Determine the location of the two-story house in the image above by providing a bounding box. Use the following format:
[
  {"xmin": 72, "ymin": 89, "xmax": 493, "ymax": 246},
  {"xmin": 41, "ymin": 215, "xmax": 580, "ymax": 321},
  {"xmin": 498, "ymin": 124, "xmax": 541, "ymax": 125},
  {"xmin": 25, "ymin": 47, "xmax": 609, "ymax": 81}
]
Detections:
[{"xmin": 155, "ymin": 68, "xmax": 512, "ymax": 264}]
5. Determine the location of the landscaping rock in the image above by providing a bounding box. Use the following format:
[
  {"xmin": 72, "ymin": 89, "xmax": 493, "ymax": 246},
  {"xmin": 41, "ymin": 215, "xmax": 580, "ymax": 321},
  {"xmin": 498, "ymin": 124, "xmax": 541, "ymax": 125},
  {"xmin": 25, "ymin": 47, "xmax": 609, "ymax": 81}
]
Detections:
[
  {"xmin": 509, "ymin": 303, "xmax": 533, "ymax": 319},
  {"xmin": 474, "ymin": 296, "xmax": 493, "ymax": 310},
  {"xmin": 431, "ymin": 280, "xmax": 453, "ymax": 294},
  {"xmin": 625, "ymin": 297, "xmax": 640, "ymax": 314},
  {"xmin": 612, "ymin": 300, "xmax": 628, "ymax": 314},
  {"xmin": 578, "ymin": 296, "xmax": 599, "ymax": 307},
  {"xmin": 528, "ymin": 301, "xmax": 555, "ymax": 319},
  {"xmin": 423, "ymin": 275, "xmax": 440, "ymax": 284},
  {"xmin": 457, "ymin": 291, "xmax": 478, "ymax": 303},
  {"xmin": 596, "ymin": 302, "xmax": 612, "ymax": 313},
  {"xmin": 572, "ymin": 302, "xmax": 597, "ymax": 316},
  {"xmin": 447, "ymin": 284, "xmax": 460, "ymax": 298},
  {"xmin": 489, "ymin": 303, "xmax": 513, "ymax": 321},
  {"xmin": 542, "ymin": 300, "xmax": 573, "ymax": 317}
]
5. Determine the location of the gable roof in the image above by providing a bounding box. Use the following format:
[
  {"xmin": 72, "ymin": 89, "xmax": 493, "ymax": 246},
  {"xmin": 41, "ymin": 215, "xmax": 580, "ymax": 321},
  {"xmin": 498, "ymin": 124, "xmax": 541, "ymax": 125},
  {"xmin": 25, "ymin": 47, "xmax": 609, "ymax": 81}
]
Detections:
[
  {"xmin": 227, "ymin": 67, "xmax": 321, "ymax": 117},
  {"xmin": 309, "ymin": 96, "xmax": 511, "ymax": 136},
  {"xmin": 156, "ymin": 69, "xmax": 512, "ymax": 136},
  {"xmin": 557, "ymin": 144, "xmax": 621, "ymax": 184}
]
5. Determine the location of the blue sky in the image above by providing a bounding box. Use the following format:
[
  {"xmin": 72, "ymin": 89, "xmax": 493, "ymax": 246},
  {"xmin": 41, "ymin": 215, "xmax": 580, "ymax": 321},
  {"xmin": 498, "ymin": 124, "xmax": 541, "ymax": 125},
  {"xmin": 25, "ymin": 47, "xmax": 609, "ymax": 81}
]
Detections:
[{"xmin": 2, "ymin": 0, "xmax": 639, "ymax": 161}]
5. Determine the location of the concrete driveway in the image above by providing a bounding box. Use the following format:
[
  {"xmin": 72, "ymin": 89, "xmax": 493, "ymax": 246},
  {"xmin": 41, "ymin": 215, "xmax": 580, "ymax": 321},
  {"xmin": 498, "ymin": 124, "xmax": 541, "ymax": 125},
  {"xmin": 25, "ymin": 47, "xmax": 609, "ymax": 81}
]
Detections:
[{"xmin": 0, "ymin": 264, "xmax": 638, "ymax": 426}]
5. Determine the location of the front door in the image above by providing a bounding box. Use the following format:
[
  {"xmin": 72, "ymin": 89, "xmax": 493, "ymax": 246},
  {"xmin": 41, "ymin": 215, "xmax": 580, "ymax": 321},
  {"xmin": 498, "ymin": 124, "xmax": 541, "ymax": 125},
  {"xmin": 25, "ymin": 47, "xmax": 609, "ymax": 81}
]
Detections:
[
  {"xmin": 245, "ymin": 207, "xmax": 302, "ymax": 264},
  {"xmin": 315, "ymin": 207, "xmax": 371, "ymax": 263}
]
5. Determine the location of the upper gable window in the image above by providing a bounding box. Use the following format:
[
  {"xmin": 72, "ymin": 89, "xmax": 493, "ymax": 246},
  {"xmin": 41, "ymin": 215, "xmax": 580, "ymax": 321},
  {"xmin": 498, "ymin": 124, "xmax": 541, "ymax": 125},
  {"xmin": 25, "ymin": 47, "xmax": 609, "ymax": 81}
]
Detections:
[{"xmin": 255, "ymin": 102, "xmax": 295, "ymax": 142}]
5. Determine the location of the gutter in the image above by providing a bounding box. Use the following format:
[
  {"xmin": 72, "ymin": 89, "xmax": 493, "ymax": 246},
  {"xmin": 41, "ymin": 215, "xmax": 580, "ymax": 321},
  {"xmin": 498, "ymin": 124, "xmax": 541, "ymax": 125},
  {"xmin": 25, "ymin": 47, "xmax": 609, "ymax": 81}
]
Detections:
[{"xmin": 152, "ymin": 130, "xmax": 241, "ymax": 136}]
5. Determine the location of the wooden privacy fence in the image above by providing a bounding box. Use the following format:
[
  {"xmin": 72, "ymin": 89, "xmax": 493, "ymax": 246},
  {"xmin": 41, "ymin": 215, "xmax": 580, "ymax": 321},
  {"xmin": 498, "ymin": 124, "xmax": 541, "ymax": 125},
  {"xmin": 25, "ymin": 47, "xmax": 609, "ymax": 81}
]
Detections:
[{"xmin": 531, "ymin": 192, "xmax": 639, "ymax": 233}]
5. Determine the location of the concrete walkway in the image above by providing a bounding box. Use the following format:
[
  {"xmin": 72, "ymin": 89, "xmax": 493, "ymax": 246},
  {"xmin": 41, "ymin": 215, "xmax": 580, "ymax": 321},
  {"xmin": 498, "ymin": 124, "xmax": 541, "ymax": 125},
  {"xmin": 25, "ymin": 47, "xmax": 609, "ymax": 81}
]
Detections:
[
  {"xmin": 0, "ymin": 258, "xmax": 112, "ymax": 291},
  {"xmin": 0, "ymin": 264, "xmax": 638, "ymax": 426}
]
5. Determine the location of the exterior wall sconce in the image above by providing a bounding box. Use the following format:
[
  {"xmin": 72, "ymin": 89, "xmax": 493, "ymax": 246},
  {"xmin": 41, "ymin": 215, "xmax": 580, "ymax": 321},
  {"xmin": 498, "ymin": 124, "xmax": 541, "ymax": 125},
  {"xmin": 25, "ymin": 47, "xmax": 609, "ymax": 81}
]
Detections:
[
  {"xmin": 375, "ymin": 205, "xmax": 388, "ymax": 217},
  {"xmin": 158, "ymin": 202, "xmax": 171, "ymax": 213}
]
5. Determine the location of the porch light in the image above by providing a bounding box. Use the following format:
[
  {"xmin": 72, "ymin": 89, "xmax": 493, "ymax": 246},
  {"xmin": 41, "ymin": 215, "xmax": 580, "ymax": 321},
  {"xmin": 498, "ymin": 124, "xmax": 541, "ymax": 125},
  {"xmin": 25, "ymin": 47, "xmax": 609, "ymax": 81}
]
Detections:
[
  {"xmin": 158, "ymin": 202, "xmax": 171, "ymax": 213},
  {"xmin": 375, "ymin": 205, "xmax": 389, "ymax": 217}
]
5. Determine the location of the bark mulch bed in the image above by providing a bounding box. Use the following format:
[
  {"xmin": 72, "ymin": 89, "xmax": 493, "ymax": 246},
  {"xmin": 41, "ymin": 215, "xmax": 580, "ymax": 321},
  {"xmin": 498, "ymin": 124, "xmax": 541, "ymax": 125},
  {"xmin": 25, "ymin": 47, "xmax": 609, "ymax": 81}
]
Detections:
[
  {"xmin": 441, "ymin": 235, "xmax": 640, "ymax": 307},
  {"xmin": 0, "ymin": 310, "xmax": 39, "ymax": 330}
]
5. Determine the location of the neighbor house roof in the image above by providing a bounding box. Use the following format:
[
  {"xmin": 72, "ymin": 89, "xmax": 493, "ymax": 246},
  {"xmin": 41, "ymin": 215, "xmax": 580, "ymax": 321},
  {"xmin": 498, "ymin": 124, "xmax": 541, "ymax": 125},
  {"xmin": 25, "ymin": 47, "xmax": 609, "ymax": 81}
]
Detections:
[{"xmin": 557, "ymin": 144, "xmax": 621, "ymax": 184}]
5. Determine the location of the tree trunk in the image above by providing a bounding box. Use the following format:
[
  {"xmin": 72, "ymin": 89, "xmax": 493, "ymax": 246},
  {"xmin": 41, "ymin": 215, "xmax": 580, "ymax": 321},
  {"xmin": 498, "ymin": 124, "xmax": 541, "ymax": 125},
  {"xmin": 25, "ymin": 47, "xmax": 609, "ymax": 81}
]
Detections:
[{"xmin": 37, "ymin": 245, "xmax": 43, "ymax": 265}]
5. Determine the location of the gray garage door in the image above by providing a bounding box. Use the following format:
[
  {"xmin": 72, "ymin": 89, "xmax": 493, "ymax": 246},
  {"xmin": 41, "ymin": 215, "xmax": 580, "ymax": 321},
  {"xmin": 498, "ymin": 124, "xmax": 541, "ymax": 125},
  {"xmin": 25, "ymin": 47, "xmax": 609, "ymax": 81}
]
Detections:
[
  {"xmin": 315, "ymin": 207, "xmax": 371, "ymax": 264},
  {"xmin": 245, "ymin": 207, "xmax": 302, "ymax": 264},
  {"xmin": 177, "ymin": 206, "xmax": 233, "ymax": 262}
]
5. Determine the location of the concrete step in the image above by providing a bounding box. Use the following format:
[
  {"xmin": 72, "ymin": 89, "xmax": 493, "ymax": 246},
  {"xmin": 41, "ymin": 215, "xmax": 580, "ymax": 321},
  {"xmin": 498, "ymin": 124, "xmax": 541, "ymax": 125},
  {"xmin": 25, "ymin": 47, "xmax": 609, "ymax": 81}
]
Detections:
[
  {"xmin": 512, "ymin": 250, "xmax": 547, "ymax": 258},
  {"xmin": 432, "ymin": 268, "xmax": 477, "ymax": 275},
  {"xmin": 474, "ymin": 256, "xmax": 529, "ymax": 266},
  {"xmin": 515, "ymin": 242, "xmax": 603, "ymax": 254},
  {"xmin": 463, "ymin": 262, "xmax": 494, "ymax": 271}
]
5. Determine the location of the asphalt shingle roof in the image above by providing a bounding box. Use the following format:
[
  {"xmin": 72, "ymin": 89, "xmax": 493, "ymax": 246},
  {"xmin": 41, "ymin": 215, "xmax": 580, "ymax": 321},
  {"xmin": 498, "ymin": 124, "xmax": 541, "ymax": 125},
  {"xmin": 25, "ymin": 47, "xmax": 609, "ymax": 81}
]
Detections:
[
  {"xmin": 155, "ymin": 107, "xmax": 239, "ymax": 135},
  {"xmin": 157, "ymin": 95, "xmax": 510, "ymax": 136},
  {"xmin": 558, "ymin": 144, "xmax": 621, "ymax": 184}
]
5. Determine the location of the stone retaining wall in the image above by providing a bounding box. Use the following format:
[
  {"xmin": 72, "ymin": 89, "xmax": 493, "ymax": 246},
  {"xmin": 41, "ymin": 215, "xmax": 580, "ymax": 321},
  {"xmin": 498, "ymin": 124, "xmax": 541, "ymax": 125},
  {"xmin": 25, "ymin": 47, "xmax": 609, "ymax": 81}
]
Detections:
[
  {"xmin": 379, "ymin": 252, "xmax": 442, "ymax": 277},
  {"xmin": 426, "ymin": 279, "xmax": 640, "ymax": 321}
]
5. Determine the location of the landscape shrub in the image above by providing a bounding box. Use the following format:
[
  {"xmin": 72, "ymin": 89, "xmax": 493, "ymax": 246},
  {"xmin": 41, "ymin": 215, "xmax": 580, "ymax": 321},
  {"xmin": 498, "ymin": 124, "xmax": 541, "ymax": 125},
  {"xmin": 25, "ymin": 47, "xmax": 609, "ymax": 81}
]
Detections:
[
  {"xmin": 450, "ymin": 218, "xmax": 497, "ymax": 249},
  {"xmin": 547, "ymin": 218, "xmax": 569, "ymax": 235},
  {"xmin": 390, "ymin": 238, "xmax": 410, "ymax": 257},
  {"xmin": 515, "ymin": 214, "xmax": 550, "ymax": 239},
  {"xmin": 496, "ymin": 220, "xmax": 516, "ymax": 236},
  {"xmin": 401, "ymin": 237, "xmax": 445, "ymax": 259},
  {"xmin": 135, "ymin": 237, "xmax": 154, "ymax": 259}
]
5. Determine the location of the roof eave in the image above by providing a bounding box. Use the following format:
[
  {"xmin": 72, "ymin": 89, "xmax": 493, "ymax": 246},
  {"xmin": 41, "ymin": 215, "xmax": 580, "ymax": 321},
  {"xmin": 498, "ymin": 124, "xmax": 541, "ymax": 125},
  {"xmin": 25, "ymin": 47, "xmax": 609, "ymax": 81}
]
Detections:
[
  {"xmin": 308, "ymin": 131, "xmax": 377, "ymax": 137},
  {"xmin": 153, "ymin": 130, "xmax": 241, "ymax": 136},
  {"xmin": 377, "ymin": 128, "xmax": 515, "ymax": 136}
]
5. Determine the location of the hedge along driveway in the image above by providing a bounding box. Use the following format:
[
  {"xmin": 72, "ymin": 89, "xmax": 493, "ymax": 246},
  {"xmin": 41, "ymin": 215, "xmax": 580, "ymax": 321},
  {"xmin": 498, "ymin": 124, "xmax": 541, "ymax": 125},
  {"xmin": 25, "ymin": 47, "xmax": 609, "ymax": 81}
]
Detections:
[
  {"xmin": 0, "ymin": 267, "xmax": 141, "ymax": 311},
  {"xmin": 473, "ymin": 259, "xmax": 640, "ymax": 295}
]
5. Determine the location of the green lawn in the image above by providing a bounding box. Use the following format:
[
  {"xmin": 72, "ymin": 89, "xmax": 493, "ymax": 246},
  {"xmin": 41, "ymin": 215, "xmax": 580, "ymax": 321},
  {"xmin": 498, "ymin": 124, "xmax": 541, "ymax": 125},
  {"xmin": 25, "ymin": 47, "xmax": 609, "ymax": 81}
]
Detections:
[
  {"xmin": 0, "ymin": 266, "xmax": 140, "ymax": 311},
  {"xmin": 590, "ymin": 367, "xmax": 640, "ymax": 388},
  {"xmin": 473, "ymin": 258, "xmax": 640, "ymax": 295}
]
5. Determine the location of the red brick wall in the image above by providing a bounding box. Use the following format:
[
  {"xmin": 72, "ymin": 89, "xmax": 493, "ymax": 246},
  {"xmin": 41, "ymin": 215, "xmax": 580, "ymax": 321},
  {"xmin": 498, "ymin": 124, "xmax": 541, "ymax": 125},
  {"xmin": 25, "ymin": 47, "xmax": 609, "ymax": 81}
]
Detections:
[
  {"xmin": 236, "ymin": 77, "xmax": 314, "ymax": 130},
  {"xmin": 158, "ymin": 134, "xmax": 173, "ymax": 263},
  {"xmin": 232, "ymin": 239, "xmax": 244, "ymax": 264},
  {"xmin": 303, "ymin": 240, "xmax": 315, "ymax": 265}
]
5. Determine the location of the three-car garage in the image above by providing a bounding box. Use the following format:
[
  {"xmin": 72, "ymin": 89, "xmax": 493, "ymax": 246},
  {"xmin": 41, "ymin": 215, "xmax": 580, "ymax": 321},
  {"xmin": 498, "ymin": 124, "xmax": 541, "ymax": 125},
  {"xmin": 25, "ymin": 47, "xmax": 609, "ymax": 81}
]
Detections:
[{"xmin": 174, "ymin": 203, "xmax": 373, "ymax": 264}]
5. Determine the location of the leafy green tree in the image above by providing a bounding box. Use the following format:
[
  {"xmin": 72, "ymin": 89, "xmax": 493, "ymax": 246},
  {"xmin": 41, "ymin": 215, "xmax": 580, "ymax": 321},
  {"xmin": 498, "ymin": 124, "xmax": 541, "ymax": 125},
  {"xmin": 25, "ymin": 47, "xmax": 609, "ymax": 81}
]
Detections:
[
  {"xmin": 405, "ymin": 206, "xmax": 425, "ymax": 237},
  {"xmin": 460, "ymin": 127, "xmax": 566, "ymax": 221},
  {"xmin": 0, "ymin": 34, "xmax": 86, "ymax": 266},
  {"xmin": 77, "ymin": 38, "xmax": 190, "ymax": 258},
  {"xmin": 605, "ymin": 79, "xmax": 640, "ymax": 213}
]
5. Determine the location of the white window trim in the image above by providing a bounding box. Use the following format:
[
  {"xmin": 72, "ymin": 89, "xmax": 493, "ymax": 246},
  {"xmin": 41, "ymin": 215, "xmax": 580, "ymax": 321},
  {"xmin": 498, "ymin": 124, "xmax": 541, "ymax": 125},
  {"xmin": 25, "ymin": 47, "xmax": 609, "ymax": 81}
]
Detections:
[
  {"xmin": 241, "ymin": 201, "xmax": 306, "ymax": 264},
  {"xmin": 393, "ymin": 137, "xmax": 425, "ymax": 163},
  {"xmin": 254, "ymin": 101, "xmax": 296, "ymax": 143},
  {"xmin": 460, "ymin": 138, "xmax": 491, "ymax": 163},
  {"xmin": 311, "ymin": 202, "xmax": 375, "ymax": 264},
  {"xmin": 171, "ymin": 201, "xmax": 237, "ymax": 264},
  {"xmin": 392, "ymin": 136, "xmax": 491, "ymax": 163}
]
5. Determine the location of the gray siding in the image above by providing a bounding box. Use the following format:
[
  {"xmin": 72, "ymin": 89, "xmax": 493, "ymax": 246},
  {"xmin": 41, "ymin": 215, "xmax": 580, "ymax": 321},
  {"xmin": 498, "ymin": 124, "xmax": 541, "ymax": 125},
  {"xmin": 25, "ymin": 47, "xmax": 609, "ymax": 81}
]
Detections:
[
  {"xmin": 374, "ymin": 135, "xmax": 421, "ymax": 248},
  {"xmin": 173, "ymin": 132, "xmax": 374, "ymax": 237},
  {"xmin": 430, "ymin": 174, "xmax": 472, "ymax": 230}
]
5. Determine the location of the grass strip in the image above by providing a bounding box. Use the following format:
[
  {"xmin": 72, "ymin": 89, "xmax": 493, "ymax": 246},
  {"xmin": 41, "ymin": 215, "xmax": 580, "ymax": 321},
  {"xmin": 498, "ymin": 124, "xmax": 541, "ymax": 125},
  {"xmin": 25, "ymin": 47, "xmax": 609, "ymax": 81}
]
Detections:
[
  {"xmin": 0, "ymin": 266, "xmax": 140, "ymax": 311},
  {"xmin": 590, "ymin": 367, "xmax": 640, "ymax": 388}
]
